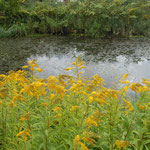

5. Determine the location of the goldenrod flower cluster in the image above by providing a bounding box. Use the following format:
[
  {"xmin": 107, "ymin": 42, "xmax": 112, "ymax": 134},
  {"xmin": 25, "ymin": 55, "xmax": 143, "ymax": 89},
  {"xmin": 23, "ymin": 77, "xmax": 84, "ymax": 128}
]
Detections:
[{"xmin": 0, "ymin": 58, "xmax": 150, "ymax": 149}]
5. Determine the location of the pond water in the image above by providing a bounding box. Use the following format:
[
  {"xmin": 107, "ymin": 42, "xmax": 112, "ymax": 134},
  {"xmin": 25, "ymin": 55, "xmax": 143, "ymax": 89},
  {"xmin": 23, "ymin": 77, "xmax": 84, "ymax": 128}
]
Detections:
[{"xmin": 1, "ymin": 36, "xmax": 150, "ymax": 88}]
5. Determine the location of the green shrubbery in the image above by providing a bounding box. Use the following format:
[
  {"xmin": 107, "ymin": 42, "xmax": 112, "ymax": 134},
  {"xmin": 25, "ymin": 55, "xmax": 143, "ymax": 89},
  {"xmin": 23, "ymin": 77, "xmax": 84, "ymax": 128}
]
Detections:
[{"xmin": 1, "ymin": 0, "xmax": 150, "ymax": 37}]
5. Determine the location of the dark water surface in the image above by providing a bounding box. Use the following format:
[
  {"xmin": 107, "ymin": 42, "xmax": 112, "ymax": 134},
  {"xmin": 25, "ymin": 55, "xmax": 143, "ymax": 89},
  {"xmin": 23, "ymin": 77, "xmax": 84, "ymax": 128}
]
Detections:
[{"xmin": 1, "ymin": 36, "xmax": 150, "ymax": 87}]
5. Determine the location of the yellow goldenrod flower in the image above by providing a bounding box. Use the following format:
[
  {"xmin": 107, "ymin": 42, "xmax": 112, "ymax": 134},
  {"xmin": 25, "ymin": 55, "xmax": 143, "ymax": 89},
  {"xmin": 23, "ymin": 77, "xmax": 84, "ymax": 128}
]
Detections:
[
  {"xmin": 0, "ymin": 74, "xmax": 6, "ymax": 80},
  {"xmin": 53, "ymin": 106, "xmax": 62, "ymax": 112},
  {"xmin": 8, "ymin": 101, "xmax": 16, "ymax": 107},
  {"xmin": 86, "ymin": 118, "xmax": 98, "ymax": 128},
  {"xmin": 0, "ymin": 100, "xmax": 2, "ymax": 105},
  {"xmin": 89, "ymin": 96, "xmax": 94, "ymax": 103},
  {"xmin": 139, "ymin": 104, "xmax": 148, "ymax": 111},
  {"xmin": 13, "ymin": 95, "xmax": 24, "ymax": 102},
  {"xmin": 80, "ymin": 142, "xmax": 88, "ymax": 150},
  {"xmin": 142, "ymin": 78, "xmax": 150, "ymax": 86},
  {"xmin": 139, "ymin": 86, "xmax": 149, "ymax": 92},
  {"xmin": 82, "ymin": 131, "xmax": 98, "ymax": 146},
  {"xmin": 55, "ymin": 85, "xmax": 67, "ymax": 98},
  {"xmin": 82, "ymin": 91, "xmax": 87, "ymax": 95},
  {"xmin": 19, "ymin": 113, "xmax": 30, "ymax": 122},
  {"xmin": 72, "ymin": 62, "xmax": 76, "ymax": 65},
  {"xmin": 54, "ymin": 113, "xmax": 62, "ymax": 118},
  {"xmin": 92, "ymin": 91, "xmax": 97, "ymax": 95},
  {"xmin": 130, "ymin": 83, "xmax": 143, "ymax": 93},
  {"xmin": 47, "ymin": 76, "xmax": 57, "ymax": 91},
  {"xmin": 115, "ymin": 140, "xmax": 129, "ymax": 149},
  {"xmin": 73, "ymin": 135, "xmax": 80, "ymax": 150},
  {"xmin": 122, "ymin": 74, "xmax": 128, "ymax": 80},
  {"xmin": 50, "ymin": 94, "xmax": 55, "ymax": 99},
  {"xmin": 22, "ymin": 65, "xmax": 28, "ymax": 69},
  {"xmin": 95, "ymin": 98, "xmax": 106, "ymax": 106},
  {"xmin": 93, "ymin": 74, "xmax": 104, "ymax": 85},
  {"xmin": 79, "ymin": 66, "xmax": 86, "ymax": 69},
  {"xmin": 124, "ymin": 86, "xmax": 128, "ymax": 93},
  {"xmin": 17, "ymin": 129, "xmax": 31, "ymax": 142},
  {"xmin": 36, "ymin": 68, "xmax": 43, "ymax": 72},
  {"xmin": 70, "ymin": 106, "xmax": 79, "ymax": 111},
  {"xmin": 64, "ymin": 67, "xmax": 75, "ymax": 71},
  {"xmin": 120, "ymin": 80, "xmax": 130, "ymax": 84},
  {"xmin": 41, "ymin": 103, "xmax": 48, "ymax": 108},
  {"xmin": 122, "ymin": 99, "xmax": 134, "ymax": 112},
  {"xmin": 145, "ymin": 105, "xmax": 148, "ymax": 111}
]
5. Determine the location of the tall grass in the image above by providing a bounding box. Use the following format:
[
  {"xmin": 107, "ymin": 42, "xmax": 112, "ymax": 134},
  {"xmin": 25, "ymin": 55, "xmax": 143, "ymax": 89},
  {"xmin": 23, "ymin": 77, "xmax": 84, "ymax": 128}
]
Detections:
[{"xmin": 0, "ymin": 23, "xmax": 27, "ymax": 38}]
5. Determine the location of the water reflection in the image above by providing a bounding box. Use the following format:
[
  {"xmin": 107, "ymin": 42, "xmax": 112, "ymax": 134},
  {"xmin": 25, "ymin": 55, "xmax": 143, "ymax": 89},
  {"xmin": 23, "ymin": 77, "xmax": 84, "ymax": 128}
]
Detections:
[{"xmin": 1, "ymin": 36, "xmax": 150, "ymax": 87}]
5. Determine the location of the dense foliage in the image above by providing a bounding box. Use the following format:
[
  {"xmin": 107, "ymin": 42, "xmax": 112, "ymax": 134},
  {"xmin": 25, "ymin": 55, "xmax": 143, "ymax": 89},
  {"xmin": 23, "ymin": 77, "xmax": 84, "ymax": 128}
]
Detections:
[
  {"xmin": 1, "ymin": 0, "xmax": 150, "ymax": 37},
  {"xmin": 1, "ymin": 57, "xmax": 150, "ymax": 149}
]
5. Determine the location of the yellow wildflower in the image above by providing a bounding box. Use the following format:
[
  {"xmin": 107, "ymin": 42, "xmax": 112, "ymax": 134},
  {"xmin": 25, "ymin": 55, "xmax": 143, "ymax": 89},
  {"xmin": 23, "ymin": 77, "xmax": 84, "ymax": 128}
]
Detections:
[
  {"xmin": 130, "ymin": 83, "xmax": 143, "ymax": 93},
  {"xmin": 139, "ymin": 86, "xmax": 149, "ymax": 92},
  {"xmin": 74, "ymin": 135, "xmax": 88, "ymax": 150},
  {"xmin": 92, "ymin": 91, "xmax": 97, "ymax": 95},
  {"xmin": 82, "ymin": 91, "xmax": 87, "ymax": 95},
  {"xmin": 55, "ymin": 85, "xmax": 67, "ymax": 98},
  {"xmin": 139, "ymin": 104, "xmax": 148, "ymax": 111},
  {"xmin": 115, "ymin": 140, "xmax": 129, "ymax": 149},
  {"xmin": 122, "ymin": 74, "xmax": 128, "ymax": 80},
  {"xmin": 73, "ymin": 135, "xmax": 80, "ymax": 150},
  {"xmin": 36, "ymin": 68, "xmax": 43, "ymax": 72},
  {"xmin": 120, "ymin": 80, "xmax": 130, "ymax": 84},
  {"xmin": 142, "ymin": 78, "xmax": 150, "ymax": 86},
  {"xmin": 80, "ymin": 142, "xmax": 88, "ymax": 150},
  {"xmin": 64, "ymin": 67, "xmax": 75, "ymax": 71},
  {"xmin": 82, "ymin": 131, "xmax": 99, "ymax": 146},
  {"xmin": 72, "ymin": 62, "xmax": 76, "ymax": 65},
  {"xmin": 86, "ymin": 118, "xmax": 98, "ymax": 128},
  {"xmin": 89, "ymin": 96, "xmax": 94, "ymax": 103},
  {"xmin": 70, "ymin": 106, "xmax": 79, "ymax": 111},
  {"xmin": 79, "ymin": 66, "xmax": 86, "ymax": 69},
  {"xmin": 47, "ymin": 76, "xmax": 57, "ymax": 91},
  {"xmin": 50, "ymin": 94, "xmax": 55, "ymax": 99},
  {"xmin": 124, "ymin": 86, "xmax": 128, "ymax": 93},
  {"xmin": 122, "ymin": 99, "xmax": 134, "ymax": 112},
  {"xmin": 76, "ymin": 56, "xmax": 84, "ymax": 67},
  {"xmin": 54, "ymin": 113, "xmax": 62, "ymax": 118},
  {"xmin": 19, "ymin": 113, "xmax": 30, "ymax": 122},
  {"xmin": 17, "ymin": 129, "xmax": 31, "ymax": 142},
  {"xmin": 41, "ymin": 103, "xmax": 48, "ymax": 108},
  {"xmin": 0, "ymin": 100, "xmax": 2, "ymax": 105},
  {"xmin": 22, "ymin": 65, "xmax": 28, "ymax": 69},
  {"xmin": 95, "ymin": 98, "xmax": 106, "ymax": 105},
  {"xmin": 13, "ymin": 95, "xmax": 24, "ymax": 102},
  {"xmin": 92, "ymin": 74, "xmax": 104, "ymax": 85},
  {"xmin": 8, "ymin": 101, "xmax": 16, "ymax": 107},
  {"xmin": 53, "ymin": 107, "xmax": 62, "ymax": 112},
  {"xmin": 82, "ymin": 136, "xmax": 95, "ymax": 146},
  {"xmin": 79, "ymin": 72, "xmax": 83, "ymax": 74}
]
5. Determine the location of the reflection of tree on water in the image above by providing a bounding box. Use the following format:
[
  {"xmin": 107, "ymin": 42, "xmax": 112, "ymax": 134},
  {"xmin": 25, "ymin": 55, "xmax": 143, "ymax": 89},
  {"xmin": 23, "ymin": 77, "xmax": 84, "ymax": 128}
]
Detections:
[{"xmin": 1, "ymin": 36, "xmax": 150, "ymax": 74}]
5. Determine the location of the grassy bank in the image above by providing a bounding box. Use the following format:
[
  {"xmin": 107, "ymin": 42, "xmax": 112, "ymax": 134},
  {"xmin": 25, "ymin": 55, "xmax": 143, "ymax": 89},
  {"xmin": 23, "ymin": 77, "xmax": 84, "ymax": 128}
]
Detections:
[
  {"xmin": 0, "ymin": 0, "xmax": 150, "ymax": 38},
  {"xmin": 0, "ymin": 57, "xmax": 150, "ymax": 149}
]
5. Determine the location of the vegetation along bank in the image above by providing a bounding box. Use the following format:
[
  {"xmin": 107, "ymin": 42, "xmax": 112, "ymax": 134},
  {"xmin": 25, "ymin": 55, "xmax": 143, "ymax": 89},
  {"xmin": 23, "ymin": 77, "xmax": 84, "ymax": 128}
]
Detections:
[{"xmin": 0, "ymin": 0, "xmax": 150, "ymax": 37}]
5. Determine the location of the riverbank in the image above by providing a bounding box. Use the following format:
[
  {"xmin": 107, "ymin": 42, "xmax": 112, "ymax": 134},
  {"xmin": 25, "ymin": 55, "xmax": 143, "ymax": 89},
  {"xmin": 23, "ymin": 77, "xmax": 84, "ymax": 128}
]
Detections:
[{"xmin": 0, "ymin": 0, "xmax": 150, "ymax": 38}]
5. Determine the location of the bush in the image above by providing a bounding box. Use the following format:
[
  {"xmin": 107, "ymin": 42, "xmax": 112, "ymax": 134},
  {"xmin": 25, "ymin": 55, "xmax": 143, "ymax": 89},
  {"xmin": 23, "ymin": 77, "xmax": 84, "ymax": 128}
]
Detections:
[{"xmin": 1, "ymin": 0, "xmax": 150, "ymax": 37}]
